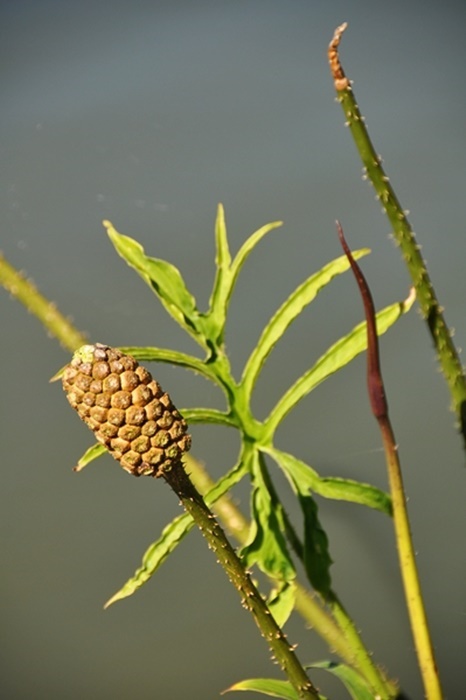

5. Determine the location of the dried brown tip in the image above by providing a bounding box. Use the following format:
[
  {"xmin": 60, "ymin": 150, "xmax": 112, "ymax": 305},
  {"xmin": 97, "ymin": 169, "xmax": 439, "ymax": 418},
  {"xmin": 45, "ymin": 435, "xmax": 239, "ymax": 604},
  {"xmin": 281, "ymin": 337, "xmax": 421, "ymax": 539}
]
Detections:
[{"xmin": 328, "ymin": 22, "xmax": 350, "ymax": 91}]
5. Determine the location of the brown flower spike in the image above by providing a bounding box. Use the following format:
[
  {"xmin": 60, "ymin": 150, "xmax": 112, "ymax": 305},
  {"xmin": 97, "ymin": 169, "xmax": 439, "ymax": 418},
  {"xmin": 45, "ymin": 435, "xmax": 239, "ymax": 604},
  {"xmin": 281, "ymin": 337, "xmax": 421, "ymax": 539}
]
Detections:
[{"xmin": 62, "ymin": 344, "xmax": 191, "ymax": 477}]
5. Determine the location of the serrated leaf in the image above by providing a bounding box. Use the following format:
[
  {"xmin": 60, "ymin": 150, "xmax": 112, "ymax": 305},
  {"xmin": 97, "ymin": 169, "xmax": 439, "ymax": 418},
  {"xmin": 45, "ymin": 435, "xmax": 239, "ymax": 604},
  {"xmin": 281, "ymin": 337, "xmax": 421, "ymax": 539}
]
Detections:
[
  {"xmin": 104, "ymin": 510, "xmax": 194, "ymax": 608},
  {"xmin": 103, "ymin": 221, "xmax": 204, "ymax": 342},
  {"xmin": 241, "ymin": 249, "xmax": 370, "ymax": 397},
  {"xmin": 308, "ymin": 661, "xmax": 374, "ymax": 700},
  {"xmin": 104, "ymin": 458, "xmax": 248, "ymax": 607},
  {"xmin": 223, "ymin": 678, "xmax": 301, "ymax": 699},
  {"xmin": 265, "ymin": 293, "xmax": 414, "ymax": 434},
  {"xmin": 73, "ymin": 443, "xmax": 106, "ymax": 472},
  {"xmin": 268, "ymin": 448, "xmax": 391, "ymax": 516},
  {"xmin": 241, "ymin": 453, "xmax": 295, "ymax": 582}
]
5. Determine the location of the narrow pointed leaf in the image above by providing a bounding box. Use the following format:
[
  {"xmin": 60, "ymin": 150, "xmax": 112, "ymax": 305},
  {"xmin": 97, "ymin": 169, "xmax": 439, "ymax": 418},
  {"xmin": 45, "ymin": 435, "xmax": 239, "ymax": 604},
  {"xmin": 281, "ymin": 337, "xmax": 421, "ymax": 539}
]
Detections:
[
  {"xmin": 241, "ymin": 250, "xmax": 370, "ymax": 396},
  {"xmin": 104, "ymin": 221, "xmax": 203, "ymax": 339},
  {"xmin": 105, "ymin": 458, "xmax": 248, "ymax": 607},
  {"xmin": 229, "ymin": 220, "xmax": 283, "ymax": 301},
  {"xmin": 208, "ymin": 204, "xmax": 232, "ymax": 322},
  {"xmin": 265, "ymin": 292, "xmax": 415, "ymax": 433},
  {"xmin": 223, "ymin": 678, "xmax": 301, "ymax": 699},
  {"xmin": 73, "ymin": 442, "xmax": 106, "ymax": 472},
  {"xmin": 180, "ymin": 408, "xmax": 238, "ymax": 427},
  {"xmin": 309, "ymin": 661, "xmax": 374, "ymax": 700},
  {"xmin": 118, "ymin": 346, "xmax": 219, "ymax": 384},
  {"xmin": 268, "ymin": 448, "xmax": 391, "ymax": 515}
]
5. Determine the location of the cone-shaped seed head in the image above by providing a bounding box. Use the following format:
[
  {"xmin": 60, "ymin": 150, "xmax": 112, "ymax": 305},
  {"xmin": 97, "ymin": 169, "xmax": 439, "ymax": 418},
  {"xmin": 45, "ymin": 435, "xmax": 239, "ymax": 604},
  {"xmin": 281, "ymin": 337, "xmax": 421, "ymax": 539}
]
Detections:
[{"xmin": 62, "ymin": 343, "xmax": 191, "ymax": 477}]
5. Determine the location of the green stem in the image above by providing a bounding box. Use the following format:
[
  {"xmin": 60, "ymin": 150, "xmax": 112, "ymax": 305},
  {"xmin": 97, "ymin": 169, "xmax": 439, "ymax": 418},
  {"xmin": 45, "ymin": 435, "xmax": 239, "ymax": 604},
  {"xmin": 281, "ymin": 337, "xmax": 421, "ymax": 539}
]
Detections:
[
  {"xmin": 328, "ymin": 23, "xmax": 466, "ymax": 447},
  {"xmin": 327, "ymin": 593, "xmax": 396, "ymax": 699},
  {"xmin": 163, "ymin": 461, "xmax": 321, "ymax": 700},
  {"xmin": 0, "ymin": 252, "xmax": 87, "ymax": 352},
  {"xmin": 379, "ymin": 420, "xmax": 443, "ymax": 700}
]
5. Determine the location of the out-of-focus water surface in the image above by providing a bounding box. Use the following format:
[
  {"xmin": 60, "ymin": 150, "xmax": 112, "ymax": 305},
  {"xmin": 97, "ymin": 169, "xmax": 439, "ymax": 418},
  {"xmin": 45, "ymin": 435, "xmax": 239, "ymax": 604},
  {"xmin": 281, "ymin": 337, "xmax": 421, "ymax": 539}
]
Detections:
[{"xmin": 2, "ymin": 2, "xmax": 465, "ymax": 698}]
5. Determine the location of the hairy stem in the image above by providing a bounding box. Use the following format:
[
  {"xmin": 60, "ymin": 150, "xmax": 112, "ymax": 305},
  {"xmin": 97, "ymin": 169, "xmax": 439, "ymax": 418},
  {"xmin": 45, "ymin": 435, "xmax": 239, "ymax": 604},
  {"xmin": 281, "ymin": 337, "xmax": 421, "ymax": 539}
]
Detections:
[{"xmin": 329, "ymin": 23, "xmax": 466, "ymax": 448}]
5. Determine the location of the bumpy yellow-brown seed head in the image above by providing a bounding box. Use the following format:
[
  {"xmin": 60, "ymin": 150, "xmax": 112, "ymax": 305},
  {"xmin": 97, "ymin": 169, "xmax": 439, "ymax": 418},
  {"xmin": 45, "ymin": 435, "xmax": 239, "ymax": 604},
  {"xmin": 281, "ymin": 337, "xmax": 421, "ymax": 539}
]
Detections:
[{"xmin": 62, "ymin": 344, "xmax": 191, "ymax": 477}]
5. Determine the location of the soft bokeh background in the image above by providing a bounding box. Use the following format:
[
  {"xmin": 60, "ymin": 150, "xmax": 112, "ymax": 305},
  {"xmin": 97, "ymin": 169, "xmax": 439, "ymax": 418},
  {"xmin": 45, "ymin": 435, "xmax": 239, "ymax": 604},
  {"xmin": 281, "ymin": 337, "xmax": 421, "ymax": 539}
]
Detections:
[{"xmin": 2, "ymin": 1, "xmax": 465, "ymax": 698}]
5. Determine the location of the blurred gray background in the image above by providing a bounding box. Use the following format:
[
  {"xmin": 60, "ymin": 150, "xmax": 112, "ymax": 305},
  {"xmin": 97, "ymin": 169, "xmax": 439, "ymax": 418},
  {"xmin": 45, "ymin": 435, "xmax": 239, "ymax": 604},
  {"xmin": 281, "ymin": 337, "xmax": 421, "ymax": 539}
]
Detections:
[{"xmin": 2, "ymin": 1, "xmax": 465, "ymax": 698}]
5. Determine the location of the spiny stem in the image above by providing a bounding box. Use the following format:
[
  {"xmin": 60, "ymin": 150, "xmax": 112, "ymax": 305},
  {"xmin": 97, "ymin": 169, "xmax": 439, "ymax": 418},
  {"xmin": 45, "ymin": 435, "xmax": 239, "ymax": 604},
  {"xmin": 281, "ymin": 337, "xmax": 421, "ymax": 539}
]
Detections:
[
  {"xmin": 329, "ymin": 23, "xmax": 466, "ymax": 449},
  {"xmin": 338, "ymin": 222, "xmax": 443, "ymax": 700},
  {"xmin": 189, "ymin": 455, "xmax": 394, "ymax": 693},
  {"xmin": 0, "ymin": 252, "xmax": 87, "ymax": 352},
  {"xmin": 162, "ymin": 461, "xmax": 321, "ymax": 700}
]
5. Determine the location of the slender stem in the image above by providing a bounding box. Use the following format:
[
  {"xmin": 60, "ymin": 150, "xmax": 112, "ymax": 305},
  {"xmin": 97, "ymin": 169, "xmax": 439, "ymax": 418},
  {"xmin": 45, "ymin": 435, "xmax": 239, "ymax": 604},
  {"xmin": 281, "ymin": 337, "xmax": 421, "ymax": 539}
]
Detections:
[
  {"xmin": 379, "ymin": 420, "xmax": 443, "ymax": 700},
  {"xmin": 328, "ymin": 593, "xmax": 396, "ymax": 699},
  {"xmin": 337, "ymin": 222, "xmax": 443, "ymax": 699},
  {"xmin": 0, "ymin": 252, "xmax": 87, "ymax": 352},
  {"xmin": 328, "ymin": 23, "xmax": 466, "ymax": 448},
  {"xmin": 162, "ymin": 461, "xmax": 320, "ymax": 700}
]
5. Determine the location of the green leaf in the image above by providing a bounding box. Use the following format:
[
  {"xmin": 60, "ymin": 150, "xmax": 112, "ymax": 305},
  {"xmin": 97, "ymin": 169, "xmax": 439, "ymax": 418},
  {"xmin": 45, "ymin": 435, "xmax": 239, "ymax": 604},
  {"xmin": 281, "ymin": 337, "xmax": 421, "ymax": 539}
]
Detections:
[
  {"xmin": 207, "ymin": 203, "xmax": 232, "ymax": 342},
  {"xmin": 267, "ymin": 581, "xmax": 297, "ymax": 628},
  {"xmin": 299, "ymin": 493, "xmax": 332, "ymax": 597},
  {"xmin": 265, "ymin": 293, "xmax": 415, "ymax": 434},
  {"xmin": 315, "ymin": 476, "xmax": 391, "ymax": 515},
  {"xmin": 241, "ymin": 249, "xmax": 370, "ymax": 397},
  {"xmin": 103, "ymin": 221, "xmax": 204, "ymax": 343},
  {"xmin": 73, "ymin": 443, "xmax": 106, "ymax": 472},
  {"xmin": 223, "ymin": 678, "xmax": 301, "ymax": 699},
  {"xmin": 205, "ymin": 210, "xmax": 283, "ymax": 346},
  {"xmin": 308, "ymin": 661, "xmax": 374, "ymax": 700},
  {"xmin": 241, "ymin": 452, "xmax": 295, "ymax": 582},
  {"xmin": 263, "ymin": 450, "xmax": 332, "ymax": 596},
  {"xmin": 104, "ymin": 459, "xmax": 248, "ymax": 607},
  {"xmin": 230, "ymin": 220, "xmax": 283, "ymax": 295},
  {"xmin": 180, "ymin": 408, "xmax": 238, "ymax": 427},
  {"xmin": 118, "ymin": 346, "xmax": 219, "ymax": 384},
  {"xmin": 268, "ymin": 448, "xmax": 391, "ymax": 516}
]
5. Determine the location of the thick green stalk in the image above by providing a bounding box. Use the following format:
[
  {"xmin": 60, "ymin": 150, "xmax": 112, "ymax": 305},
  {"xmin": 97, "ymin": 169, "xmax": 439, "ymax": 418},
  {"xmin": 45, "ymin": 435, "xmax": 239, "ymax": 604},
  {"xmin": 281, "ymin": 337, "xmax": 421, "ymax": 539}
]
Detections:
[
  {"xmin": 0, "ymin": 252, "xmax": 87, "ymax": 352},
  {"xmin": 328, "ymin": 23, "xmax": 466, "ymax": 447},
  {"xmin": 163, "ymin": 461, "xmax": 320, "ymax": 700}
]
